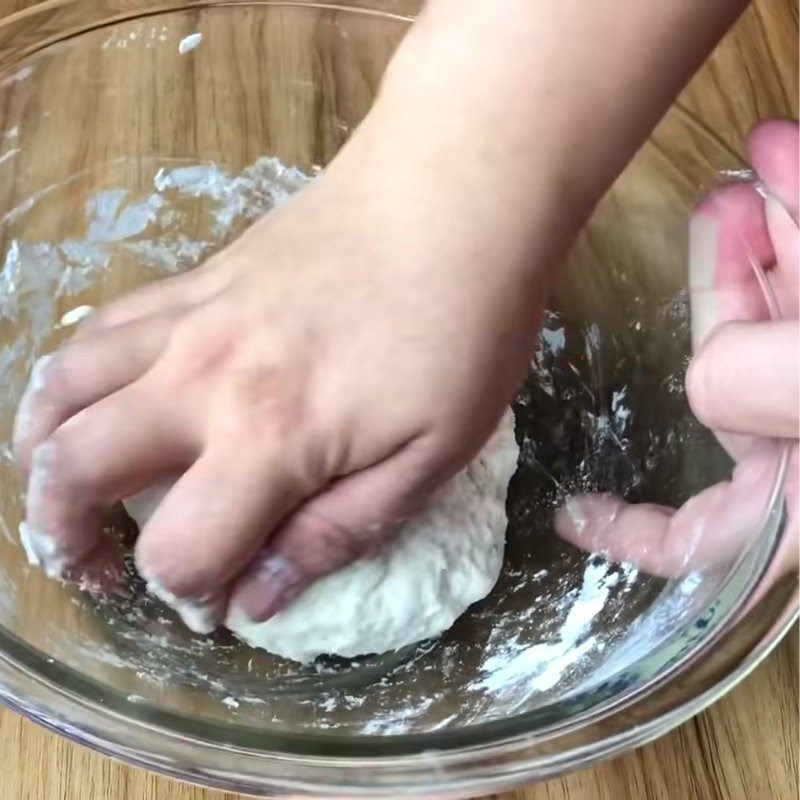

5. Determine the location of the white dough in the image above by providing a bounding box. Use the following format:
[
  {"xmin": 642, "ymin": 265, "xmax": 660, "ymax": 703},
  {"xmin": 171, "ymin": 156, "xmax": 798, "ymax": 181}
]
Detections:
[{"xmin": 126, "ymin": 410, "xmax": 518, "ymax": 663}]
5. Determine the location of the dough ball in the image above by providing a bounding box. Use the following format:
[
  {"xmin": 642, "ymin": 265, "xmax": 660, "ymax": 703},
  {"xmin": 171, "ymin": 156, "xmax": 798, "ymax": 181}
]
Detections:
[{"xmin": 126, "ymin": 410, "xmax": 518, "ymax": 663}]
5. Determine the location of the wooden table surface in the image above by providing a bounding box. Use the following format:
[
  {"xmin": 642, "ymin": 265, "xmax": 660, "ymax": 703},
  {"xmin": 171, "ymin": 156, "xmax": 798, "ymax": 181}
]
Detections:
[{"xmin": 0, "ymin": 0, "xmax": 798, "ymax": 798}]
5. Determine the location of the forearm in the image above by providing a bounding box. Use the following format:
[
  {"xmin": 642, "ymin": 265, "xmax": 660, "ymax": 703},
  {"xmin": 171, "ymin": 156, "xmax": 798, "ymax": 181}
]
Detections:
[{"xmin": 357, "ymin": 0, "xmax": 748, "ymax": 282}]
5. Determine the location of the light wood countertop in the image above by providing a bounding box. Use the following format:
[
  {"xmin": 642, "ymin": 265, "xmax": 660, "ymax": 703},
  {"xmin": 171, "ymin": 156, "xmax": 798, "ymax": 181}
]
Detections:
[{"xmin": 0, "ymin": 0, "xmax": 797, "ymax": 798}]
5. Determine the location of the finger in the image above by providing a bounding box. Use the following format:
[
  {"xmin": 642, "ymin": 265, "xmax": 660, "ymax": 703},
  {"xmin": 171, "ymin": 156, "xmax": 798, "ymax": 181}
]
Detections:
[
  {"xmin": 763, "ymin": 195, "xmax": 799, "ymax": 318},
  {"xmin": 73, "ymin": 262, "xmax": 222, "ymax": 340},
  {"xmin": 748, "ymin": 119, "xmax": 799, "ymax": 218},
  {"xmin": 13, "ymin": 312, "xmax": 176, "ymax": 473},
  {"xmin": 134, "ymin": 445, "xmax": 312, "ymax": 623},
  {"xmin": 145, "ymin": 580, "xmax": 229, "ymax": 636},
  {"xmin": 689, "ymin": 182, "xmax": 774, "ymax": 352},
  {"xmin": 689, "ymin": 175, "xmax": 777, "ymax": 460},
  {"xmin": 749, "ymin": 120, "xmax": 799, "ymax": 318},
  {"xmin": 20, "ymin": 520, "xmax": 125, "ymax": 592},
  {"xmin": 554, "ymin": 447, "xmax": 782, "ymax": 577},
  {"xmin": 686, "ymin": 319, "xmax": 799, "ymax": 439},
  {"xmin": 23, "ymin": 382, "xmax": 190, "ymax": 580},
  {"xmin": 227, "ymin": 445, "xmax": 435, "ymax": 623},
  {"xmin": 125, "ymin": 479, "xmax": 230, "ymax": 633},
  {"xmin": 740, "ymin": 444, "xmax": 799, "ymax": 613}
]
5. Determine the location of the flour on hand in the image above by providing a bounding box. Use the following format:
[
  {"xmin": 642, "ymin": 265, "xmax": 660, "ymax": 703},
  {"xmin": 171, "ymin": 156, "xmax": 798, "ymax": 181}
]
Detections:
[{"xmin": 126, "ymin": 410, "xmax": 518, "ymax": 663}]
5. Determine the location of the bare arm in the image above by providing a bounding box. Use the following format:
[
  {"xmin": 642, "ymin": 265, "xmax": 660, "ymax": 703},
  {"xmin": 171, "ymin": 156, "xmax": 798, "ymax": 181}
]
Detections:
[{"xmin": 361, "ymin": 0, "xmax": 749, "ymax": 278}]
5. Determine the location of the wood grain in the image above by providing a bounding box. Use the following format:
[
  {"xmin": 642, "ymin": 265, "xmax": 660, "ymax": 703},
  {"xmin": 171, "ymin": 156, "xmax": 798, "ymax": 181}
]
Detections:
[
  {"xmin": 0, "ymin": 0, "xmax": 797, "ymax": 798},
  {"xmin": 0, "ymin": 628, "xmax": 796, "ymax": 800}
]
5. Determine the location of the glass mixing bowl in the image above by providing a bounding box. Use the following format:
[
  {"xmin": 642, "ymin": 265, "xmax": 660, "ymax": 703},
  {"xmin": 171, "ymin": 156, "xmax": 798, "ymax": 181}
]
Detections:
[{"xmin": 0, "ymin": 1, "xmax": 796, "ymax": 796}]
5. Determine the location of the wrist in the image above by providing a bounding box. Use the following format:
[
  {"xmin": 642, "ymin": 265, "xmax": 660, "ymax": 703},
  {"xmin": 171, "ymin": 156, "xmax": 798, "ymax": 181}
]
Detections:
[
  {"xmin": 374, "ymin": 5, "xmax": 606, "ymax": 212},
  {"xmin": 363, "ymin": 12, "xmax": 601, "ymax": 251}
]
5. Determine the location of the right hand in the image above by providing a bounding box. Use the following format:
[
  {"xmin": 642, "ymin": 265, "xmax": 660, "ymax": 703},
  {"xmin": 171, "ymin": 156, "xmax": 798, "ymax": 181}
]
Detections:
[{"xmin": 13, "ymin": 87, "xmax": 569, "ymax": 632}]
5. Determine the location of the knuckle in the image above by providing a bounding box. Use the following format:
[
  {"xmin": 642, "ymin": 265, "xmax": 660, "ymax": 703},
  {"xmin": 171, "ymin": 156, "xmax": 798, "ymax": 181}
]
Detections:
[
  {"xmin": 288, "ymin": 511, "xmax": 376, "ymax": 576},
  {"xmin": 33, "ymin": 352, "xmax": 70, "ymax": 403},
  {"xmin": 26, "ymin": 440, "xmax": 76, "ymax": 525},
  {"xmin": 162, "ymin": 311, "xmax": 239, "ymax": 383},
  {"xmin": 33, "ymin": 432, "xmax": 77, "ymax": 485},
  {"xmin": 14, "ymin": 355, "xmax": 69, "ymax": 460},
  {"xmin": 230, "ymin": 359, "xmax": 310, "ymax": 437}
]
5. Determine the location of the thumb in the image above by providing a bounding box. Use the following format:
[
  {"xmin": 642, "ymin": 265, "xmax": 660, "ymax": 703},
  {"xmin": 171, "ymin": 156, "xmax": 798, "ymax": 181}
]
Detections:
[
  {"xmin": 749, "ymin": 120, "xmax": 800, "ymax": 318},
  {"xmin": 685, "ymin": 318, "xmax": 799, "ymax": 440},
  {"xmin": 227, "ymin": 445, "xmax": 437, "ymax": 623},
  {"xmin": 748, "ymin": 119, "xmax": 799, "ymax": 220}
]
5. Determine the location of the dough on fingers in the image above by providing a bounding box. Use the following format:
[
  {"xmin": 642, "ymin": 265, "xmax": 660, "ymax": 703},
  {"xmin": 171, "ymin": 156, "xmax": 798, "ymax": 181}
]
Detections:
[{"xmin": 126, "ymin": 410, "xmax": 518, "ymax": 663}]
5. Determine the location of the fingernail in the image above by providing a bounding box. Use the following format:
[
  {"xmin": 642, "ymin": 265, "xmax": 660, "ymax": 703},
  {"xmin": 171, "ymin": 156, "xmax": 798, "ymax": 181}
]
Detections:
[
  {"xmin": 21, "ymin": 444, "xmax": 68, "ymax": 579},
  {"xmin": 58, "ymin": 304, "xmax": 94, "ymax": 329},
  {"xmin": 178, "ymin": 599, "xmax": 222, "ymax": 635},
  {"xmin": 231, "ymin": 552, "xmax": 304, "ymax": 623},
  {"xmin": 18, "ymin": 521, "xmax": 67, "ymax": 579},
  {"xmin": 145, "ymin": 578, "xmax": 222, "ymax": 635}
]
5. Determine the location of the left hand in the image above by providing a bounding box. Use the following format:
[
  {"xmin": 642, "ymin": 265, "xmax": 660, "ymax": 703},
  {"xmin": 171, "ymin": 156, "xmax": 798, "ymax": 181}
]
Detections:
[{"xmin": 555, "ymin": 119, "xmax": 799, "ymax": 584}]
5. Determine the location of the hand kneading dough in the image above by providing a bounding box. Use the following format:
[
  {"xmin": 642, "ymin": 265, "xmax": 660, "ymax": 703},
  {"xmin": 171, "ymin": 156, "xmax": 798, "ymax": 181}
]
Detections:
[{"xmin": 126, "ymin": 410, "xmax": 518, "ymax": 663}]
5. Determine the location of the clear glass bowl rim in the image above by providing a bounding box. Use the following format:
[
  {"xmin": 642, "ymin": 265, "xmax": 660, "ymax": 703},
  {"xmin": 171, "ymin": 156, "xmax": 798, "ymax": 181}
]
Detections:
[{"xmin": 0, "ymin": 0, "xmax": 795, "ymax": 794}]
